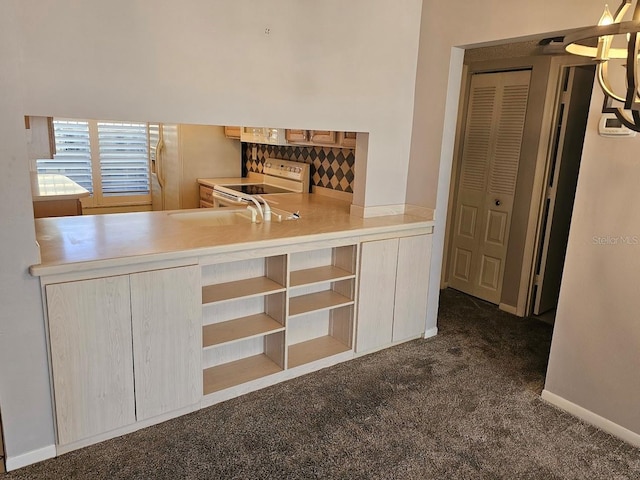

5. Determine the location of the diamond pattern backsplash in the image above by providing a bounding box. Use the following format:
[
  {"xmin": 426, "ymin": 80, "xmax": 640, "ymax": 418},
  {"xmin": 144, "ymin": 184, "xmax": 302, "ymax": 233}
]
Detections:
[{"xmin": 242, "ymin": 143, "xmax": 355, "ymax": 193}]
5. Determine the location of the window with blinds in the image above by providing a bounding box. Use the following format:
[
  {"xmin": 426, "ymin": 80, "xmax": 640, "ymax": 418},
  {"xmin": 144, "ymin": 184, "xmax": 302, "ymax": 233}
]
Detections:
[
  {"xmin": 97, "ymin": 122, "xmax": 150, "ymax": 196},
  {"xmin": 37, "ymin": 120, "xmax": 94, "ymax": 193},
  {"xmin": 36, "ymin": 119, "xmax": 150, "ymax": 205}
]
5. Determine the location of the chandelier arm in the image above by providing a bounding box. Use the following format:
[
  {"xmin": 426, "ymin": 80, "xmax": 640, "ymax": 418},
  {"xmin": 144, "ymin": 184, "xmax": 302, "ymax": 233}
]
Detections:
[
  {"xmin": 612, "ymin": 107, "xmax": 640, "ymax": 131},
  {"xmin": 632, "ymin": 1, "xmax": 640, "ymax": 21},
  {"xmin": 613, "ymin": 0, "xmax": 633, "ymax": 22},
  {"xmin": 626, "ymin": 32, "xmax": 640, "ymax": 109},
  {"xmin": 598, "ymin": 62, "xmax": 627, "ymax": 103}
]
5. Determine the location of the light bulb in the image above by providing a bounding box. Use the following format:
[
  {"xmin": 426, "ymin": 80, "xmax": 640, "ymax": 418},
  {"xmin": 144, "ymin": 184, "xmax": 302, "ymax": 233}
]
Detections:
[{"xmin": 599, "ymin": 4, "xmax": 614, "ymax": 26}]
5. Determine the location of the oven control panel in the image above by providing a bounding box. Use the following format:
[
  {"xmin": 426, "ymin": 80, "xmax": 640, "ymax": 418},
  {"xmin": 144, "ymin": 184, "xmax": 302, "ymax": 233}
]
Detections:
[{"xmin": 263, "ymin": 159, "xmax": 310, "ymax": 182}]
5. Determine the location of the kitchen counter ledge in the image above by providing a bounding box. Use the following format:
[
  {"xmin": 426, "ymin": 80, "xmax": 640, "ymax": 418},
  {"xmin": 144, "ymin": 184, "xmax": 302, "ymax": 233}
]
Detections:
[{"xmin": 30, "ymin": 194, "xmax": 433, "ymax": 276}]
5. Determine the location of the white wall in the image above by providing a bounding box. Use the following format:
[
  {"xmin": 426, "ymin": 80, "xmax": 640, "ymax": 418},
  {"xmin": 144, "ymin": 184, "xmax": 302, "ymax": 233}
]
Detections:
[
  {"xmin": 0, "ymin": 0, "xmax": 423, "ymax": 463},
  {"xmin": 408, "ymin": 0, "xmax": 640, "ymax": 443},
  {"xmin": 16, "ymin": 0, "xmax": 423, "ymax": 209},
  {"xmin": 410, "ymin": 0, "xmax": 607, "ymax": 333},
  {"xmin": 0, "ymin": 1, "xmax": 56, "ymax": 463},
  {"xmin": 544, "ymin": 83, "xmax": 640, "ymax": 439}
]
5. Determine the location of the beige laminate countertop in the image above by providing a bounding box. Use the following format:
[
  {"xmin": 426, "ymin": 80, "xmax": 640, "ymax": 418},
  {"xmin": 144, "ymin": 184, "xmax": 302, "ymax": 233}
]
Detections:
[
  {"xmin": 31, "ymin": 173, "xmax": 90, "ymax": 201},
  {"xmin": 30, "ymin": 194, "xmax": 434, "ymax": 276}
]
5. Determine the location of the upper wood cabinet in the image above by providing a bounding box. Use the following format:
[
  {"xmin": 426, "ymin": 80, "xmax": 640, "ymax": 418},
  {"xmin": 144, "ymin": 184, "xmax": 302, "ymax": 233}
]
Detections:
[
  {"xmin": 338, "ymin": 131, "xmax": 357, "ymax": 148},
  {"xmin": 309, "ymin": 130, "xmax": 336, "ymax": 145},
  {"xmin": 285, "ymin": 129, "xmax": 309, "ymax": 143},
  {"xmin": 224, "ymin": 126, "xmax": 241, "ymax": 139},
  {"xmin": 286, "ymin": 129, "xmax": 356, "ymax": 148},
  {"xmin": 287, "ymin": 129, "xmax": 337, "ymax": 144}
]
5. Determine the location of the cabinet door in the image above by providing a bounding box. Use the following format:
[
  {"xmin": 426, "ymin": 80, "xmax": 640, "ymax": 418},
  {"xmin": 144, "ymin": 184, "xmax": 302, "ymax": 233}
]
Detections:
[
  {"xmin": 309, "ymin": 130, "xmax": 337, "ymax": 145},
  {"xmin": 356, "ymin": 238, "xmax": 399, "ymax": 353},
  {"xmin": 393, "ymin": 235, "xmax": 432, "ymax": 342},
  {"xmin": 286, "ymin": 129, "xmax": 308, "ymax": 143},
  {"xmin": 224, "ymin": 126, "xmax": 241, "ymax": 139},
  {"xmin": 130, "ymin": 266, "xmax": 202, "ymax": 421},
  {"xmin": 47, "ymin": 276, "xmax": 135, "ymax": 445},
  {"xmin": 338, "ymin": 131, "xmax": 357, "ymax": 148}
]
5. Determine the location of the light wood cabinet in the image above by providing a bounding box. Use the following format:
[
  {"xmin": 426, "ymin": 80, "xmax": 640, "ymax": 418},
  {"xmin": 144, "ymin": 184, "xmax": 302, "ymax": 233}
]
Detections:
[
  {"xmin": 338, "ymin": 131, "xmax": 357, "ymax": 148},
  {"xmin": 355, "ymin": 239, "xmax": 398, "ymax": 353},
  {"xmin": 285, "ymin": 129, "xmax": 309, "ymax": 143},
  {"xmin": 285, "ymin": 129, "xmax": 340, "ymax": 146},
  {"xmin": 130, "ymin": 266, "xmax": 202, "ymax": 420},
  {"xmin": 285, "ymin": 129, "xmax": 357, "ymax": 148},
  {"xmin": 41, "ymin": 230, "xmax": 431, "ymax": 451},
  {"xmin": 309, "ymin": 130, "xmax": 336, "ymax": 145},
  {"xmin": 356, "ymin": 234, "xmax": 431, "ymax": 353},
  {"xmin": 46, "ymin": 265, "xmax": 202, "ymax": 445},
  {"xmin": 47, "ymin": 276, "xmax": 136, "ymax": 445},
  {"xmin": 199, "ymin": 184, "xmax": 214, "ymax": 208},
  {"xmin": 393, "ymin": 235, "xmax": 432, "ymax": 342},
  {"xmin": 224, "ymin": 126, "xmax": 241, "ymax": 139}
]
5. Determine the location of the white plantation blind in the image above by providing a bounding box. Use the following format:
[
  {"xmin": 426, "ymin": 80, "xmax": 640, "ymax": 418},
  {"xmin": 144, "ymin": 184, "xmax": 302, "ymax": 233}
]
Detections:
[
  {"xmin": 97, "ymin": 122, "xmax": 150, "ymax": 196},
  {"xmin": 38, "ymin": 120, "xmax": 94, "ymax": 193},
  {"xmin": 37, "ymin": 119, "xmax": 151, "ymax": 202}
]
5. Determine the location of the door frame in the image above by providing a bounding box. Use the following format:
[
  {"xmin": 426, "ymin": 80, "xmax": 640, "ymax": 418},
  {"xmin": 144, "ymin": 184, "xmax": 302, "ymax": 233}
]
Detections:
[
  {"xmin": 525, "ymin": 58, "xmax": 596, "ymax": 316},
  {"xmin": 443, "ymin": 53, "xmax": 567, "ymax": 316}
]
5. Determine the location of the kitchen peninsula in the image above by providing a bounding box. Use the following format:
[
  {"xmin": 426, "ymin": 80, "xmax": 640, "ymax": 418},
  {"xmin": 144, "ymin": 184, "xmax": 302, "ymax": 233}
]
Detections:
[
  {"xmin": 31, "ymin": 173, "xmax": 89, "ymax": 218},
  {"xmin": 31, "ymin": 193, "xmax": 434, "ymax": 456}
]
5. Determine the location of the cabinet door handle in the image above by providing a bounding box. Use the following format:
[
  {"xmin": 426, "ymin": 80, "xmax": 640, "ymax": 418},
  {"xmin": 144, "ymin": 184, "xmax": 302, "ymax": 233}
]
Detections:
[{"xmin": 495, "ymin": 199, "xmax": 501, "ymax": 206}]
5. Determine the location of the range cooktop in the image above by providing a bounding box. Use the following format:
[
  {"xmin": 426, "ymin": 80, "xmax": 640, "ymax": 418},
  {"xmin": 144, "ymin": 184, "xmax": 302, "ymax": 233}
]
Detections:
[{"xmin": 224, "ymin": 184, "xmax": 293, "ymax": 195}]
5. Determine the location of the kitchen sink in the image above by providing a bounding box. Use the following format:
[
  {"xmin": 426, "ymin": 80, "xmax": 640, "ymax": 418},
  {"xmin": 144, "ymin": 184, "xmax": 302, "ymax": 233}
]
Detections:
[
  {"xmin": 167, "ymin": 206, "xmax": 299, "ymax": 226},
  {"xmin": 167, "ymin": 208, "xmax": 255, "ymax": 226}
]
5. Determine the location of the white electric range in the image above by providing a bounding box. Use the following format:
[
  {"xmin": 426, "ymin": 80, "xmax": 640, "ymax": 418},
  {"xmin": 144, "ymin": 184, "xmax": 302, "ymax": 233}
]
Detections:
[{"xmin": 198, "ymin": 159, "xmax": 310, "ymax": 208}]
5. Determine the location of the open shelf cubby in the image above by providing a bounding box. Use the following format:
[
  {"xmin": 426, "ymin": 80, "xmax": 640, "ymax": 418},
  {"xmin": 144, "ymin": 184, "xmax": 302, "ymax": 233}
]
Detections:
[
  {"xmin": 289, "ymin": 287, "xmax": 354, "ymax": 317},
  {"xmin": 203, "ymin": 331, "xmax": 285, "ymax": 395},
  {"xmin": 287, "ymin": 304, "xmax": 354, "ymax": 368},
  {"xmin": 286, "ymin": 245, "xmax": 358, "ymax": 367},
  {"xmin": 201, "ymin": 255, "xmax": 287, "ymax": 306},
  {"xmin": 289, "ymin": 245, "xmax": 357, "ymax": 289},
  {"xmin": 201, "ymin": 255, "xmax": 287, "ymax": 395},
  {"xmin": 203, "ymin": 312, "xmax": 285, "ymax": 348}
]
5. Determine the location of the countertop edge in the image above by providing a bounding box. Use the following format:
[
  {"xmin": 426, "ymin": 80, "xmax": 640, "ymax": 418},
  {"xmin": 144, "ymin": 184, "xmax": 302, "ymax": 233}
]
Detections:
[{"xmin": 29, "ymin": 219, "xmax": 434, "ymax": 277}]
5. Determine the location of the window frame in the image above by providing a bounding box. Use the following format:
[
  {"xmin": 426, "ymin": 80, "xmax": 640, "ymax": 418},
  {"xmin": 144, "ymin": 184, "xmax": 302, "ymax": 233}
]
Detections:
[{"xmin": 47, "ymin": 118, "xmax": 152, "ymax": 209}]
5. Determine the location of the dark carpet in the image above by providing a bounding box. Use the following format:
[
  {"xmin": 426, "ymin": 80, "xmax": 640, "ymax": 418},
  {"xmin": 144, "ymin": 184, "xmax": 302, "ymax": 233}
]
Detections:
[{"xmin": 4, "ymin": 288, "xmax": 640, "ymax": 479}]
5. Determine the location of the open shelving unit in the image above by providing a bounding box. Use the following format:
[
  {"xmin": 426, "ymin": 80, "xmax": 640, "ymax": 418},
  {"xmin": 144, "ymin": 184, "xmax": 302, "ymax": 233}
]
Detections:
[
  {"xmin": 200, "ymin": 243, "xmax": 359, "ymax": 398},
  {"xmin": 287, "ymin": 245, "xmax": 357, "ymax": 369},
  {"xmin": 201, "ymin": 255, "xmax": 287, "ymax": 395}
]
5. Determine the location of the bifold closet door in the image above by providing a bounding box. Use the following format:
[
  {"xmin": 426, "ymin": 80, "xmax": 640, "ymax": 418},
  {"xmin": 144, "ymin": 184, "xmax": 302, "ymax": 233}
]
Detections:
[{"xmin": 449, "ymin": 69, "xmax": 531, "ymax": 304}]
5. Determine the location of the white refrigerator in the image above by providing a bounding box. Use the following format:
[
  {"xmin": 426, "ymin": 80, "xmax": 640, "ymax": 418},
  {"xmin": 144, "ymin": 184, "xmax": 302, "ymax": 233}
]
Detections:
[{"xmin": 150, "ymin": 124, "xmax": 241, "ymax": 211}]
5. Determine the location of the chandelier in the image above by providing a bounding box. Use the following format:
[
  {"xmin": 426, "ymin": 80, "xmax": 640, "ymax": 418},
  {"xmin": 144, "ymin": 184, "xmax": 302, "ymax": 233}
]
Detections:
[{"xmin": 562, "ymin": 0, "xmax": 640, "ymax": 131}]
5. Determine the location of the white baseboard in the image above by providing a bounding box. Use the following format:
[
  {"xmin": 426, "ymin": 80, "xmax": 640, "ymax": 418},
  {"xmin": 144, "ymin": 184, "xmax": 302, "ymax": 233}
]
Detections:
[
  {"xmin": 424, "ymin": 327, "xmax": 438, "ymax": 339},
  {"xmin": 498, "ymin": 303, "xmax": 518, "ymax": 315},
  {"xmin": 541, "ymin": 390, "xmax": 640, "ymax": 448},
  {"xmin": 5, "ymin": 444, "xmax": 56, "ymax": 472}
]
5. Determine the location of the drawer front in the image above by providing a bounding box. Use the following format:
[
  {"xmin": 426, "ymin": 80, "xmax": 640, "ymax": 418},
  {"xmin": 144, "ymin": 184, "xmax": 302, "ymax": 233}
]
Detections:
[{"xmin": 200, "ymin": 185, "xmax": 214, "ymax": 203}]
